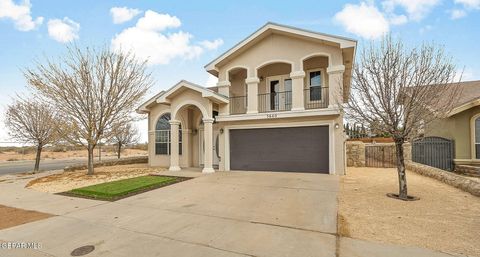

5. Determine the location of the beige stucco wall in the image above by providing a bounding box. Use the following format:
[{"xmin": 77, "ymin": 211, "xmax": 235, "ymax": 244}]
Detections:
[
  {"xmin": 218, "ymin": 33, "xmax": 343, "ymax": 81},
  {"xmin": 425, "ymin": 106, "xmax": 480, "ymax": 160}
]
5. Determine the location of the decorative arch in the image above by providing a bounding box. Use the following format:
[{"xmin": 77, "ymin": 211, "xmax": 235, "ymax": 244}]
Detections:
[
  {"xmin": 171, "ymin": 99, "xmax": 210, "ymax": 121},
  {"xmin": 254, "ymin": 59, "xmax": 294, "ymax": 77},
  {"xmin": 226, "ymin": 65, "xmax": 250, "ymax": 81},
  {"xmin": 300, "ymin": 52, "xmax": 332, "ymax": 70}
]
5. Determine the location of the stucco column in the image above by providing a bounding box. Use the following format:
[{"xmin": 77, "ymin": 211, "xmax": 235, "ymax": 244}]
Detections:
[
  {"xmin": 202, "ymin": 117, "xmax": 215, "ymax": 173},
  {"xmin": 246, "ymin": 77, "xmax": 259, "ymax": 114},
  {"xmin": 169, "ymin": 120, "xmax": 181, "ymax": 171},
  {"xmin": 327, "ymin": 65, "xmax": 345, "ymax": 108},
  {"xmin": 217, "ymin": 81, "xmax": 231, "ymax": 115},
  {"xmin": 290, "ymin": 70, "xmax": 306, "ymax": 111}
]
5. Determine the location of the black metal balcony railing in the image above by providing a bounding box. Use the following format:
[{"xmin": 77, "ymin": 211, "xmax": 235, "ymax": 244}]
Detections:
[
  {"xmin": 229, "ymin": 95, "xmax": 247, "ymax": 114},
  {"xmin": 258, "ymin": 91, "xmax": 292, "ymax": 113},
  {"xmin": 304, "ymin": 87, "xmax": 328, "ymax": 109}
]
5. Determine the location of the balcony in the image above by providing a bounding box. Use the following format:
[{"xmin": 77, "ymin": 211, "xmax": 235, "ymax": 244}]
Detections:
[
  {"xmin": 304, "ymin": 87, "xmax": 328, "ymax": 109},
  {"xmin": 229, "ymin": 95, "xmax": 247, "ymax": 114},
  {"xmin": 259, "ymin": 91, "xmax": 292, "ymax": 113},
  {"xmin": 227, "ymin": 87, "xmax": 329, "ymax": 115}
]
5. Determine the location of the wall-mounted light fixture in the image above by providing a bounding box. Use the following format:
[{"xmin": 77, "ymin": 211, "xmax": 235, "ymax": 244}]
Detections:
[
  {"xmin": 193, "ymin": 129, "xmax": 198, "ymax": 135},
  {"xmin": 334, "ymin": 123, "xmax": 340, "ymax": 129},
  {"xmin": 220, "ymin": 128, "xmax": 224, "ymax": 134},
  {"xmin": 259, "ymin": 76, "xmax": 264, "ymax": 81}
]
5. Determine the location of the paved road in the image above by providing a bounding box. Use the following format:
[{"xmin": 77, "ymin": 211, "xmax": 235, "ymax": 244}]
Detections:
[{"xmin": 0, "ymin": 158, "xmax": 97, "ymax": 175}]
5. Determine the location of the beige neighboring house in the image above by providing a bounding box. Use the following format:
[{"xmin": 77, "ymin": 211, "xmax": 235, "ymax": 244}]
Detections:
[
  {"xmin": 423, "ymin": 80, "xmax": 480, "ymax": 166},
  {"xmin": 136, "ymin": 22, "xmax": 357, "ymax": 174}
]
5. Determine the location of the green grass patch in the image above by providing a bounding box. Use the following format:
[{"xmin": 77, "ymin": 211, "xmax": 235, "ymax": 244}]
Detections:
[{"xmin": 64, "ymin": 175, "xmax": 188, "ymax": 201}]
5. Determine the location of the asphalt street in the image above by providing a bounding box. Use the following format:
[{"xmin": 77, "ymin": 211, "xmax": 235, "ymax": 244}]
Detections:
[{"xmin": 0, "ymin": 158, "xmax": 91, "ymax": 175}]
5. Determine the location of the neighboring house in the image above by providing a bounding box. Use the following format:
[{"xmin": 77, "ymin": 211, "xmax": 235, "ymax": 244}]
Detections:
[
  {"xmin": 136, "ymin": 22, "xmax": 357, "ymax": 174},
  {"xmin": 423, "ymin": 80, "xmax": 480, "ymax": 166}
]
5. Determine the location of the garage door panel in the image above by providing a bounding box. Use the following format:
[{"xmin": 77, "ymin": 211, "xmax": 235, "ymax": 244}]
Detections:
[{"xmin": 230, "ymin": 126, "xmax": 329, "ymax": 173}]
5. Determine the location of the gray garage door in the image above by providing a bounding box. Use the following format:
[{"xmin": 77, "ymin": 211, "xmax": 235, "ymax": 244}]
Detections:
[{"xmin": 230, "ymin": 126, "xmax": 329, "ymax": 173}]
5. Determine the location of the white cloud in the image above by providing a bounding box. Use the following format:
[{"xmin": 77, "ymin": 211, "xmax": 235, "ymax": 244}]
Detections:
[
  {"xmin": 205, "ymin": 74, "xmax": 218, "ymax": 87},
  {"xmin": 110, "ymin": 7, "xmax": 141, "ymax": 24},
  {"xmin": 455, "ymin": 0, "xmax": 480, "ymax": 9},
  {"xmin": 200, "ymin": 39, "xmax": 224, "ymax": 50},
  {"xmin": 450, "ymin": 0, "xmax": 480, "ymax": 19},
  {"xmin": 136, "ymin": 11, "xmax": 180, "ymax": 31},
  {"xmin": 0, "ymin": 0, "xmax": 43, "ymax": 31},
  {"xmin": 47, "ymin": 17, "xmax": 80, "ymax": 43},
  {"xmin": 382, "ymin": 0, "xmax": 440, "ymax": 21},
  {"xmin": 334, "ymin": 2, "xmax": 389, "ymax": 39},
  {"xmin": 111, "ymin": 10, "xmax": 222, "ymax": 65},
  {"xmin": 450, "ymin": 9, "xmax": 467, "ymax": 19}
]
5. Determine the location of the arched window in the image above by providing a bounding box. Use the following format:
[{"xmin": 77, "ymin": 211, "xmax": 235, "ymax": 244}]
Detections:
[
  {"xmin": 475, "ymin": 116, "xmax": 480, "ymax": 159},
  {"xmin": 155, "ymin": 113, "xmax": 182, "ymax": 155}
]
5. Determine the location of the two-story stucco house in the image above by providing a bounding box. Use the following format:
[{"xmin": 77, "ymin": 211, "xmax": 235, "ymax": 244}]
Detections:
[{"xmin": 137, "ymin": 23, "xmax": 357, "ymax": 174}]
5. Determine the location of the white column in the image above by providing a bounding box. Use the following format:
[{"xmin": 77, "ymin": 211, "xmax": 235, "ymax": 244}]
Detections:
[
  {"xmin": 246, "ymin": 77, "xmax": 259, "ymax": 114},
  {"xmin": 327, "ymin": 65, "xmax": 345, "ymax": 108},
  {"xmin": 217, "ymin": 81, "xmax": 231, "ymax": 115},
  {"xmin": 169, "ymin": 119, "xmax": 181, "ymax": 171},
  {"xmin": 290, "ymin": 70, "xmax": 306, "ymax": 111},
  {"xmin": 202, "ymin": 117, "xmax": 215, "ymax": 173}
]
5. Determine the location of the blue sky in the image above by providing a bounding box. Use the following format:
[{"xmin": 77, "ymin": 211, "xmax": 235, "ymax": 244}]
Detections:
[{"xmin": 0, "ymin": 0, "xmax": 479, "ymax": 143}]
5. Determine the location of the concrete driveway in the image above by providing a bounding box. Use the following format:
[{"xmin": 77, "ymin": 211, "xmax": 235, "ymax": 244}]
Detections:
[{"xmin": 0, "ymin": 170, "xmax": 460, "ymax": 257}]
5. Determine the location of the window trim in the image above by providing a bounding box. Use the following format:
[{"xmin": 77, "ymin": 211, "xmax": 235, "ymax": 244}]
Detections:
[
  {"xmin": 470, "ymin": 113, "xmax": 480, "ymax": 160},
  {"xmin": 154, "ymin": 113, "xmax": 182, "ymax": 155},
  {"xmin": 306, "ymin": 68, "xmax": 327, "ymax": 102}
]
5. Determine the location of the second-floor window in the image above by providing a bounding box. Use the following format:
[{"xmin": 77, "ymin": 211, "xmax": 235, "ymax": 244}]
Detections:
[{"xmin": 309, "ymin": 70, "xmax": 322, "ymax": 101}]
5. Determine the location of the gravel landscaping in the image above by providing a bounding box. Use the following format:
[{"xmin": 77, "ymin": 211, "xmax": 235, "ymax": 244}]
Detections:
[
  {"xmin": 26, "ymin": 164, "xmax": 166, "ymax": 193},
  {"xmin": 338, "ymin": 167, "xmax": 480, "ymax": 257}
]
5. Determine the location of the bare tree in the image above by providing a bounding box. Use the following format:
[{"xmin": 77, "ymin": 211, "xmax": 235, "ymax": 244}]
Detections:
[
  {"xmin": 4, "ymin": 98, "xmax": 61, "ymax": 173},
  {"xmin": 24, "ymin": 46, "xmax": 152, "ymax": 175},
  {"xmin": 110, "ymin": 122, "xmax": 139, "ymax": 159},
  {"xmin": 345, "ymin": 36, "xmax": 461, "ymax": 200}
]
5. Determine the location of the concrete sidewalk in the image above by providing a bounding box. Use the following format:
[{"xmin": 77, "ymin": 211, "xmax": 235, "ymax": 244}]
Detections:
[{"xmin": 0, "ymin": 170, "xmax": 466, "ymax": 257}]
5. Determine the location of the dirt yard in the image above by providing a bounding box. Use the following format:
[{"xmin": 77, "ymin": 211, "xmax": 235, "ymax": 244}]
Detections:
[
  {"xmin": 0, "ymin": 148, "xmax": 147, "ymax": 162},
  {"xmin": 338, "ymin": 167, "xmax": 480, "ymax": 256},
  {"xmin": 0, "ymin": 205, "xmax": 53, "ymax": 230},
  {"xmin": 26, "ymin": 164, "xmax": 166, "ymax": 193}
]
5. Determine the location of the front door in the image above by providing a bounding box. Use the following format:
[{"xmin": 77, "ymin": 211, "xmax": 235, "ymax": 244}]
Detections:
[
  {"xmin": 266, "ymin": 76, "xmax": 292, "ymax": 111},
  {"xmin": 198, "ymin": 128, "xmax": 220, "ymax": 168}
]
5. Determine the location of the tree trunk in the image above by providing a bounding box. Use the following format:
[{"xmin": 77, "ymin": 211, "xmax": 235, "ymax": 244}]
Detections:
[
  {"xmin": 87, "ymin": 143, "xmax": 95, "ymax": 175},
  {"xmin": 33, "ymin": 143, "xmax": 43, "ymax": 173},
  {"xmin": 117, "ymin": 142, "xmax": 122, "ymax": 159},
  {"xmin": 394, "ymin": 139, "xmax": 408, "ymax": 199}
]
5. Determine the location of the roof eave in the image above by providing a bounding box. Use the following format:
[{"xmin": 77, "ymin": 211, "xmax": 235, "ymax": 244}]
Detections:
[{"xmin": 204, "ymin": 22, "xmax": 357, "ymax": 74}]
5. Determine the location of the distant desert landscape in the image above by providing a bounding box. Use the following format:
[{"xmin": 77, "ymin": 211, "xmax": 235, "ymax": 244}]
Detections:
[{"xmin": 0, "ymin": 148, "xmax": 147, "ymax": 162}]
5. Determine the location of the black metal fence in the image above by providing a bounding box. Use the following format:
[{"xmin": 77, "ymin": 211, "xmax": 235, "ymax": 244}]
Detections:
[
  {"xmin": 229, "ymin": 95, "xmax": 247, "ymax": 114},
  {"xmin": 412, "ymin": 137, "xmax": 454, "ymax": 171},
  {"xmin": 258, "ymin": 91, "xmax": 292, "ymax": 112},
  {"xmin": 365, "ymin": 144, "xmax": 397, "ymax": 168},
  {"xmin": 304, "ymin": 87, "xmax": 329, "ymax": 109}
]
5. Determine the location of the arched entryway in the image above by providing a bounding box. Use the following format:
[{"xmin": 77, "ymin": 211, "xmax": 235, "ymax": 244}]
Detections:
[{"xmin": 170, "ymin": 101, "xmax": 215, "ymax": 173}]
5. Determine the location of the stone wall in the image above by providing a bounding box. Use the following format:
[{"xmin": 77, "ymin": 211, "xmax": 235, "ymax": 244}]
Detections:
[
  {"xmin": 346, "ymin": 141, "xmax": 411, "ymax": 167},
  {"xmin": 346, "ymin": 141, "xmax": 365, "ymax": 167},
  {"xmin": 406, "ymin": 161, "xmax": 480, "ymax": 197},
  {"xmin": 64, "ymin": 156, "xmax": 148, "ymax": 172}
]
